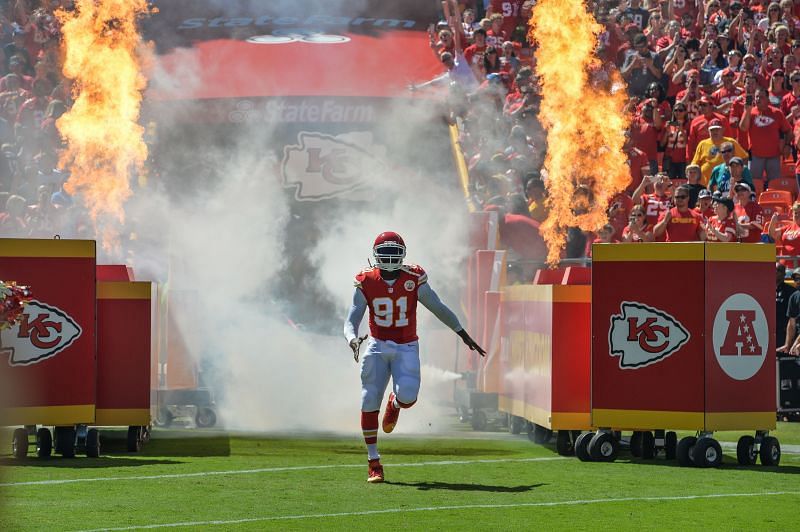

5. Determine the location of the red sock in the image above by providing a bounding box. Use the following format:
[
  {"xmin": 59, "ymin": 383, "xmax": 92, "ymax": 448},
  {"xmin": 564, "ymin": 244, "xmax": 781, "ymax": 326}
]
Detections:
[{"xmin": 361, "ymin": 411, "xmax": 379, "ymax": 445}]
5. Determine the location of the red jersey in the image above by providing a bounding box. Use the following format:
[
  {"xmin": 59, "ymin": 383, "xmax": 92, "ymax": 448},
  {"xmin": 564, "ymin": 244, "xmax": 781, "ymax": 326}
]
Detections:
[
  {"xmin": 631, "ymin": 117, "xmax": 661, "ymax": 161},
  {"xmin": 670, "ymin": 0, "xmax": 697, "ymax": 21},
  {"xmin": 694, "ymin": 205, "xmax": 715, "ymax": 223},
  {"xmin": 780, "ymin": 222, "xmax": 800, "ymax": 258},
  {"xmin": 489, "ymin": 0, "xmax": 525, "ymax": 38},
  {"xmin": 706, "ymin": 215, "xmax": 738, "ymax": 242},
  {"xmin": 711, "ymin": 86, "xmax": 742, "ymax": 108},
  {"xmin": 734, "ymin": 202, "xmax": 764, "ymax": 243},
  {"xmin": 642, "ymin": 193, "xmax": 672, "ymax": 227},
  {"xmin": 728, "ymin": 96, "xmax": 751, "ymax": 151},
  {"xmin": 608, "ymin": 192, "xmax": 634, "ymax": 241},
  {"xmin": 663, "ymin": 122, "xmax": 690, "ymax": 163},
  {"xmin": 746, "ymin": 105, "xmax": 792, "ymax": 158},
  {"xmin": 659, "ymin": 207, "xmax": 704, "ymax": 241},
  {"xmin": 355, "ymin": 265, "xmax": 427, "ymax": 344}
]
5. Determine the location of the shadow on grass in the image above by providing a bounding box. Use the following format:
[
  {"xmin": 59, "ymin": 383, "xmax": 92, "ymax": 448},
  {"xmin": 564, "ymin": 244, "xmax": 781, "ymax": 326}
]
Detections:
[
  {"xmin": 0, "ymin": 456, "xmax": 181, "ymax": 468},
  {"xmin": 333, "ymin": 446, "xmax": 517, "ymax": 457},
  {"xmin": 626, "ymin": 456, "xmax": 800, "ymax": 474},
  {"xmin": 100, "ymin": 433, "xmax": 232, "ymax": 457},
  {"xmin": 385, "ymin": 480, "xmax": 546, "ymax": 492}
]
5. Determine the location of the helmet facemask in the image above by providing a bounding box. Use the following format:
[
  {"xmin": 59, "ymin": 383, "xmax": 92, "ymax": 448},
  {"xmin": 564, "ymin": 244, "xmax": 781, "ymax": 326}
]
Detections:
[{"xmin": 373, "ymin": 241, "xmax": 406, "ymax": 271}]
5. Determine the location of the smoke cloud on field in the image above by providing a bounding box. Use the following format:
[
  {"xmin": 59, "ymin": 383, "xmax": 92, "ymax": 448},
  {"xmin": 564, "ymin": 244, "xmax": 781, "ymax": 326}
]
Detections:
[{"xmin": 126, "ymin": 1, "xmax": 470, "ymax": 434}]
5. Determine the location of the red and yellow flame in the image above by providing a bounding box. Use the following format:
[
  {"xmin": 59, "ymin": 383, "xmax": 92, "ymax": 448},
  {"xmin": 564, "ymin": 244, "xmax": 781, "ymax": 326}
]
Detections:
[
  {"xmin": 529, "ymin": 0, "xmax": 630, "ymax": 264},
  {"xmin": 56, "ymin": 0, "xmax": 151, "ymax": 252}
]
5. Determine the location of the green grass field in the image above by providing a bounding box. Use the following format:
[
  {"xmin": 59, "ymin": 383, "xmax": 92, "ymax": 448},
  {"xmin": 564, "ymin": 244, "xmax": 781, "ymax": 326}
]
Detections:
[{"xmin": 1, "ymin": 424, "xmax": 799, "ymax": 531}]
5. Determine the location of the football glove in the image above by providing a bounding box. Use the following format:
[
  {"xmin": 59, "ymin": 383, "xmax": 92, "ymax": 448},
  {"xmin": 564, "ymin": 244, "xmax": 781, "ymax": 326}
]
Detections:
[
  {"xmin": 457, "ymin": 329, "xmax": 486, "ymax": 357},
  {"xmin": 350, "ymin": 334, "xmax": 368, "ymax": 363}
]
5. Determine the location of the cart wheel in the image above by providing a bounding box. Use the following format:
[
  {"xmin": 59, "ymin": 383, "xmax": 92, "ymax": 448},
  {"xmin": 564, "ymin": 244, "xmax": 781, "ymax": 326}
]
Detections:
[
  {"xmin": 154, "ymin": 407, "xmax": 173, "ymax": 428},
  {"xmin": 556, "ymin": 430, "xmax": 575, "ymax": 456},
  {"xmin": 127, "ymin": 426, "xmax": 142, "ymax": 452},
  {"xmin": 588, "ymin": 432, "xmax": 619, "ymax": 462},
  {"xmin": 12, "ymin": 428, "xmax": 28, "ymax": 459},
  {"xmin": 508, "ymin": 415, "xmax": 524, "ymax": 435},
  {"xmin": 36, "ymin": 428, "xmax": 52, "ymax": 458},
  {"xmin": 736, "ymin": 435, "xmax": 757, "ymax": 465},
  {"xmin": 641, "ymin": 431, "xmax": 656, "ymax": 459},
  {"xmin": 664, "ymin": 431, "xmax": 678, "ymax": 460},
  {"xmin": 471, "ymin": 409, "xmax": 487, "ymax": 431},
  {"xmin": 629, "ymin": 431, "xmax": 643, "ymax": 458},
  {"xmin": 759, "ymin": 437, "xmax": 781, "ymax": 466},
  {"xmin": 676, "ymin": 436, "xmax": 697, "ymax": 467},
  {"xmin": 691, "ymin": 437, "xmax": 722, "ymax": 468},
  {"xmin": 55, "ymin": 427, "xmax": 77, "ymax": 458},
  {"xmin": 529, "ymin": 424, "xmax": 552, "ymax": 444},
  {"xmin": 85, "ymin": 428, "xmax": 100, "ymax": 458},
  {"xmin": 195, "ymin": 407, "xmax": 217, "ymax": 428},
  {"xmin": 575, "ymin": 432, "xmax": 592, "ymax": 462}
]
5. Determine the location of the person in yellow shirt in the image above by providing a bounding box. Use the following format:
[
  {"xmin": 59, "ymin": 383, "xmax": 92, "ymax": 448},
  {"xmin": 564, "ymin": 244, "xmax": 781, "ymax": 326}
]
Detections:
[
  {"xmin": 690, "ymin": 119, "xmax": 748, "ymax": 186},
  {"xmin": 525, "ymin": 175, "xmax": 548, "ymax": 223}
]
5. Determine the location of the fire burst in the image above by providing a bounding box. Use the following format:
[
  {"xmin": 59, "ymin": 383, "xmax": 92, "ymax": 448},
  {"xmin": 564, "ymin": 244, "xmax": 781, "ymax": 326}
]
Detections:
[
  {"xmin": 529, "ymin": 0, "xmax": 630, "ymax": 264},
  {"xmin": 56, "ymin": 0, "xmax": 151, "ymax": 252}
]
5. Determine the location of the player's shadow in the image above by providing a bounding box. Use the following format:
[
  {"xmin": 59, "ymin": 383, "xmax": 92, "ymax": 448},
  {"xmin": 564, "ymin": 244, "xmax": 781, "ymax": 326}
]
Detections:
[
  {"xmin": 0, "ymin": 456, "xmax": 181, "ymax": 468},
  {"xmin": 385, "ymin": 480, "xmax": 546, "ymax": 493}
]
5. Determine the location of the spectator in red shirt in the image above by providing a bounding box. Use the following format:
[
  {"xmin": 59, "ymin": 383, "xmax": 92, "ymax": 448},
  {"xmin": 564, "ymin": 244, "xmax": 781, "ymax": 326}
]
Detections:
[
  {"xmin": 770, "ymin": 202, "xmax": 800, "ymax": 266},
  {"xmin": 624, "ymin": 132, "xmax": 651, "ymax": 192},
  {"xmin": 782, "ymin": 69, "xmax": 800, "ymax": 124},
  {"xmin": 694, "ymin": 188, "xmax": 715, "ymax": 222},
  {"xmin": 729, "ymin": 73, "xmax": 758, "ymax": 150},
  {"xmin": 739, "ymin": 85, "xmax": 792, "ymax": 183},
  {"xmin": 621, "ymin": 204, "xmax": 654, "ymax": 241},
  {"xmin": 632, "ymin": 173, "xmax": 673, "ymax": 235},
  {"xmin": 733, "ymin": 182, "xmax": 765, "ymax": 242},
  {"xmin": 706, "ymin": 195, "xmax": 738, "ymax": 241},
  {"xmin": 686, "ymin": 96, "xmax": 731, "ymax": 159},
  {"xmin": 630, "ymin": 97, "xmax": 664, "ymax": 174},
  {"xmin": 607, "ymin": 191, "xmax": 635, "ymax": 241},
  {"xmin": 463, "ymin": 28, "xmax": 487, "ymax": 77},
  {"xmin": 711, "ymin": 68, "xmax": 742, "ymax": 112},
  {"xmin": 661, "ymin": 101, "xmax": 691, "ymax": 178},
  {"xmin": 653, "ymin": 185, "xmax": 706, "ymax": 241},
  {"xmin": 487, "ymin": 0, "xmax": 524, "ymax": 41}
]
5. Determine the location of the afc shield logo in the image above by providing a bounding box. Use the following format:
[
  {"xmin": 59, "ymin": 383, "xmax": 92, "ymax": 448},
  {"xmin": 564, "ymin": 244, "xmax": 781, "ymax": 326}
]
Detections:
[
  {"xmin": 608, "ymin": 302, "xmax": 690, "ymax": 369},
  {"xmin": 0, "ymin": 300, "xmax": 82, "ymax": 366},
  {"xmin": 404, "ymin": 280, "xmax": 415, "ymax": 291},
  {"xmin": 282, "ymin": 131, "xmax": 386, "ymax": 201},
  {"xmin": 712, "ymin": 293, "xmax": 768, "ymax": 381}
]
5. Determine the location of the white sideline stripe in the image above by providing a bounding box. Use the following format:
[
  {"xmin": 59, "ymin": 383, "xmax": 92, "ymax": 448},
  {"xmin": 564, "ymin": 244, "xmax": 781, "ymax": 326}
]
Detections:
[
  {"xmin": 77, "ymin": 491, "xmax": 800, "ymax": 531},
  {"xmin": 0, "ymin": 456, "xmax": 566, "ymax": 487}
]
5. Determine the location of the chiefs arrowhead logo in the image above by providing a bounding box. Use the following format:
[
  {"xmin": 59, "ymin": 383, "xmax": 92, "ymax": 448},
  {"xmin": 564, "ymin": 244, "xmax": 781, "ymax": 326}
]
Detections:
[
  {"xmin": 281, "ymin": 131, "xmax": 386, "ymax": 201},
  {"xmin": 608, "ymin": 302, "xmax": 690, "ymax": 369},
  {"xmin": 0, "ymin": 300, "xmax": 82, "ymax": 367}
]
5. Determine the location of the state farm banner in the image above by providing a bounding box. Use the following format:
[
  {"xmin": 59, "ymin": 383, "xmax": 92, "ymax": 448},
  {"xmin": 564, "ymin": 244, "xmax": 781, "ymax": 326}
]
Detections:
[
  {"xmin": 591, "ymin": 242, "xmax": 776, "ymax": 432},
  {"xmin": 0, "ymin": 239, "xmax": 96, "ymax": 426}
]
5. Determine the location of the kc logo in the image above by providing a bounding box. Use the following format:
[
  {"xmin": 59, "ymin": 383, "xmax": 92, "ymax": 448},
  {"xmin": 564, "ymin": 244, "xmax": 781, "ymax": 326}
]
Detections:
[
  {"xmin": 0, "ymin": 300, "xmax": 82, "ymax": 366},
  {"xmin": 282, "ymin": 131, "xmax": 386, "ymax": 201},
  {"xmin": 609, "ymin": 302, "xmax": 690, "ymax": 369},
  {"xmin": 712, "ymin": 293, "xmax": 768, "ymax": 381}
]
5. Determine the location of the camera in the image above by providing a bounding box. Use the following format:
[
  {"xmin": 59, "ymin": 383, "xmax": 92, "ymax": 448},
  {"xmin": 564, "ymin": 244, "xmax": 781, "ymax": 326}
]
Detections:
[{"xmin": 746, "ymin": 94, "xmax": 753, "ymax": 105}]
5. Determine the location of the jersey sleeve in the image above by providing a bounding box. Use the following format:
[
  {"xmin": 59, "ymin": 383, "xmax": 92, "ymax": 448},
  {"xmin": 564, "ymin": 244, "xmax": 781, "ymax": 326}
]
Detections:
[
  {"xmin": 343, "ymin": 287, "xmax": 368, "ymax": 343},
  {"xmin": 402, "ymin": 264, "xmax": 428, "ymax": 286}
]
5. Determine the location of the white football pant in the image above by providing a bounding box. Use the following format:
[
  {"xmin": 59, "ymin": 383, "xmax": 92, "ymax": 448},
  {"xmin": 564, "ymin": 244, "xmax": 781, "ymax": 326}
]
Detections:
[{"xmin": 360, "ymin": 338, "xmax": 421, "ymax": 412}]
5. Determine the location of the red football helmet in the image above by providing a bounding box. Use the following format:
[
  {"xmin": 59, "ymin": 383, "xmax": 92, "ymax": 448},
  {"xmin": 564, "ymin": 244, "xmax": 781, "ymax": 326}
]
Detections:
[{"xmin": 373, "ymin": 231, "xmax": 406, "ymax": 271}]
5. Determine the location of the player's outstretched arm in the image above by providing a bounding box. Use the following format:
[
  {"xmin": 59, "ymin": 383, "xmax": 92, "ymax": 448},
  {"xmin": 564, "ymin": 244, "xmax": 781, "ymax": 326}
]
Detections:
[{"xmin": 418, "ymin": 282, "xmax": 486, "ymax": 356}]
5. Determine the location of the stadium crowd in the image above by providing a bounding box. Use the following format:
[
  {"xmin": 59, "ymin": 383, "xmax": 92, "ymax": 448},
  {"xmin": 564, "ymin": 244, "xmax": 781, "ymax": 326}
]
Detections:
[
  {"xmin": 0, "ymin": 0, "xmax": 83, "ymax": 239},
  {"xmin": 421, "ymin": 0, "xmax": 800, "ymax": 272}
]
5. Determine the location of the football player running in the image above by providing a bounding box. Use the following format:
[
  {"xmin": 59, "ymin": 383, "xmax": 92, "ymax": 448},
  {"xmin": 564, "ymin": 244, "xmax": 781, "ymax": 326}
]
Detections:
[{"xmin": 344, "ymin": 231, "xmax": 485, "ymax": 483}]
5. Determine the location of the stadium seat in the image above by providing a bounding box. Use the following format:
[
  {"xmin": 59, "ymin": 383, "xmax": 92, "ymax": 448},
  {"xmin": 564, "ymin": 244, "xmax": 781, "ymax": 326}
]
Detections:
[
  {"xmin": 753, "ymin": 179, "xmax": 765, "ymax": 197},
  {"xmin": 533, "ymin": 267, "xmax": 566, "ymax": 285},
  {"xmin": 768, "ymin": 176, "xmax": 798, "ymax": 200},
  {"xmin": 759, "ymin": 190, "xmax": 793, "ymax": 214},
  {"xmin": 562, "ymin": 266, "xmax": 591, "ymax": 285}
]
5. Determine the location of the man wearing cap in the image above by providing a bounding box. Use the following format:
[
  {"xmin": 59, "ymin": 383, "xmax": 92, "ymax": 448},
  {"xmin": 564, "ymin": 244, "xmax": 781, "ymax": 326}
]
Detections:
[
  {"xmin": 733, "ymin": 182, "xmax": 765, "ymax": 242},
  {"xmin": 740, "ymin": 85, "xmax": 792, "ymax": 183},
  {"xmin": 686, "ymin": 96, "xmax": 732, "ymax": 159},
  {"xmin": 711, "ymin": 68, "xmax": 742, "ymax": 110},
  {"xmin": 706, "ymin": 194, "xmax": 738, "ymax": 242},
  {"xmin": 653, "ymin": 184, "xmax": 706, "ymax": 241},
  {"xmin": 694, "ymin": 188, "xmax": 715, "ymax": 221},
  {"xmin": 709, "ymin": 152, "xmax": 754, "ymax": 194},
  {"xmin": 691, "ymin": 119, "xmax": 747, "ymax": 184}
]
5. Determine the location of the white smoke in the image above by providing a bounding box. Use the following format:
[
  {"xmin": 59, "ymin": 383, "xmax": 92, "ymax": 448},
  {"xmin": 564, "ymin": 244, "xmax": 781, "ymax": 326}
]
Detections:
[{"xmin": 126, "ymin": 25, "xmax": 471, "ymax": 435}]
